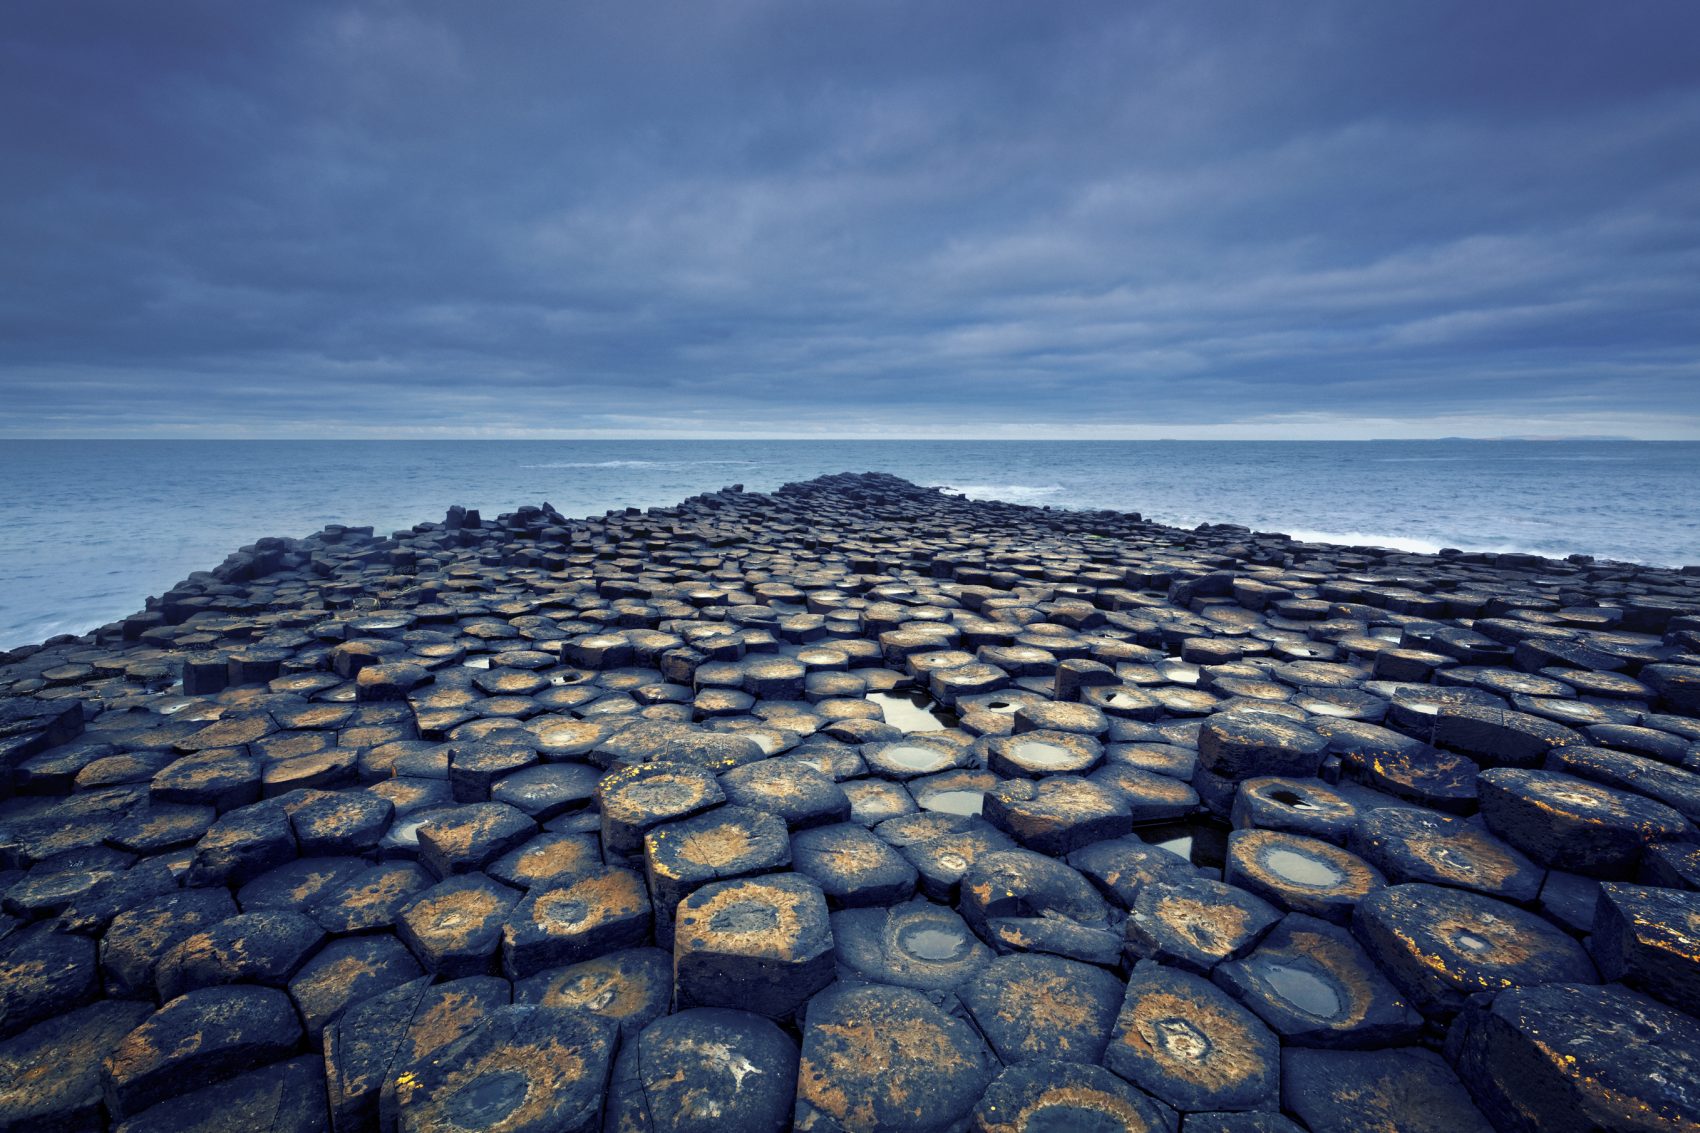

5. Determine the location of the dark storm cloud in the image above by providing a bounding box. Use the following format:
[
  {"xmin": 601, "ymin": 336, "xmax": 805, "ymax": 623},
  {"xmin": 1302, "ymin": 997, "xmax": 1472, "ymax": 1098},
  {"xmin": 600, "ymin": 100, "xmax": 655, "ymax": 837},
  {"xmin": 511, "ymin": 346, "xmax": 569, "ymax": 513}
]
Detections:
[{"xmin": 3, "ymin": 1, "xmax": 1698, "ymax": 437}]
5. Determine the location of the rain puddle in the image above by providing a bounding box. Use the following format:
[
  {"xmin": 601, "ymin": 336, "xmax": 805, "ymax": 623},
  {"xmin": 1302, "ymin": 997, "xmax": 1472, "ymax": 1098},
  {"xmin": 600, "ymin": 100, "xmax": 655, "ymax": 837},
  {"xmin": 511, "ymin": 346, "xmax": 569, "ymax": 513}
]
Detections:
[
  {"xmin": 1264, "ymin": 964, "xmax": 1343, "ymax": 1017},
  {"xmin": 867, "ymin": 690, "xmax": 957, "ymax": 732},
  {"xmin": 879, "ymin": 744, "xmax": 956, "ymax": 773},
  {"xmin": 1137, "ymin": 818, "xmax": 1230, "ymax": 867},
  {"xmin": 1263, "ymin": 848, "xmax": 1346, "ymax": 888},
  {"xmin": 920, "ymin": 790, "xmax": 985, "ymax": 816},
  {"xmin": 897, "ymin": 923, "xmax": 973, "ymax": 962},
  {"xmin": 1009, "ymin": 740, "xmax": 1080, "ymax": 769}
]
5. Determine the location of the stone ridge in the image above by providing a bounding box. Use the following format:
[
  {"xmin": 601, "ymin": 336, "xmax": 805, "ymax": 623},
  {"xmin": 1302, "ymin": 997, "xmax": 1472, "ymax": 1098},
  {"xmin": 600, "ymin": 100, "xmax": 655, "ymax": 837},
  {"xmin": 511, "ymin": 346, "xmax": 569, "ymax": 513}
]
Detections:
[{"xmin": 1, "ymin": 470, "xmax": 1699, "ymax": 1132}]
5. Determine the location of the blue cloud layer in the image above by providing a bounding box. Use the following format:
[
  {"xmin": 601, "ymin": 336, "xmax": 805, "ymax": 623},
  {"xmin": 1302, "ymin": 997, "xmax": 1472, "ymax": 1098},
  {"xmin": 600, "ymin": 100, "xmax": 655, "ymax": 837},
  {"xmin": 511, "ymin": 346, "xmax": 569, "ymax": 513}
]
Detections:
[{"xmin": 4, "ymin": 1, "xmax": 1698, "ymax": 437}]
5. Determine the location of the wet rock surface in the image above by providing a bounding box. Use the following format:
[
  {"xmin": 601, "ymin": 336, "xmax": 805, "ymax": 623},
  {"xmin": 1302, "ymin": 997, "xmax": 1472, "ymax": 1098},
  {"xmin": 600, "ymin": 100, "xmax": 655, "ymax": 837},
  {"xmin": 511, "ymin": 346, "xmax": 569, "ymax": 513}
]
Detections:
[{"xmin": 1, "ymin": 470, "xmax": 1699, "ymax": 1129}]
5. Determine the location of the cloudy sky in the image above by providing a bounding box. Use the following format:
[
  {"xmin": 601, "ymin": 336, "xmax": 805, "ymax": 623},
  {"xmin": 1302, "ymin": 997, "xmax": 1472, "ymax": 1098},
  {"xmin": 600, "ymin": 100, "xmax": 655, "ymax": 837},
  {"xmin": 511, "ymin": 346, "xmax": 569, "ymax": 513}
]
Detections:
[{"xmin": 3, "ymin": 1, "xmax": 1698, "ymax": 439}]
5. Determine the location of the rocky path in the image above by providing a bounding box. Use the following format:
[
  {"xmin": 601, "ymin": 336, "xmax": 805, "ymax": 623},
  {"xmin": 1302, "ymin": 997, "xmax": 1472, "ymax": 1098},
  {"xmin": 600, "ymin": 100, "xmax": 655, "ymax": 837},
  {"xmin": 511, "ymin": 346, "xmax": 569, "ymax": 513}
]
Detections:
[{"xmin": 3, "ymin": 471, "xmax": 1700, "ymax": 1132}]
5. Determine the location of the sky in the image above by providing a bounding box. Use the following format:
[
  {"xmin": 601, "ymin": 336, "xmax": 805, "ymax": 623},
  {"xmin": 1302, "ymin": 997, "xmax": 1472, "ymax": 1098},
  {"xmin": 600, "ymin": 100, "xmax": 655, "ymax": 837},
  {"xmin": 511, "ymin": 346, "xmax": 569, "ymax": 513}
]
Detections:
[{"xmin": 2, "ymin": 1, "xmax": 1699, "ymax": 440}]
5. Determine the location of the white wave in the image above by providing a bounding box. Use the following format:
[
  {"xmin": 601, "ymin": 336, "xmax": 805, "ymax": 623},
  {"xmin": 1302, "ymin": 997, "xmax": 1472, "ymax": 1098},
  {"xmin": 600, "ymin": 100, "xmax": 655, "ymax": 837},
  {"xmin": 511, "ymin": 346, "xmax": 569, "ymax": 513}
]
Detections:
[
  {"xmin": 933, "ymin": 482, "xmax": 1065, "ymax": 503},
  {"xmin": 1280, "ymin": 528, "xmax": 1558, "ymax": 558}
]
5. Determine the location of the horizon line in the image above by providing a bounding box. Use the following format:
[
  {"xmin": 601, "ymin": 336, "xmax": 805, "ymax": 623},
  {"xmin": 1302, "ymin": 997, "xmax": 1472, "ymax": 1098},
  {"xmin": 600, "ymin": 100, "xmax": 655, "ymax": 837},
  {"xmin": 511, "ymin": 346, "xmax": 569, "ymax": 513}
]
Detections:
[{"xmin": 0, "ymin": 434, "xmax": 1680, "ymax": 443}]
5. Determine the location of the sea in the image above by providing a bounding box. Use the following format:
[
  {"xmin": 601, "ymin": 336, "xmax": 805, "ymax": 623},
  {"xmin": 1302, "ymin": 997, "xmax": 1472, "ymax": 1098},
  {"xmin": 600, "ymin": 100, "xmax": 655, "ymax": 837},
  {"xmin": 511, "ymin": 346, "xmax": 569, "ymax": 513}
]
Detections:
[{"xmin": 1, "ymin": 439, "xmax": 1696, "ymax": 651}]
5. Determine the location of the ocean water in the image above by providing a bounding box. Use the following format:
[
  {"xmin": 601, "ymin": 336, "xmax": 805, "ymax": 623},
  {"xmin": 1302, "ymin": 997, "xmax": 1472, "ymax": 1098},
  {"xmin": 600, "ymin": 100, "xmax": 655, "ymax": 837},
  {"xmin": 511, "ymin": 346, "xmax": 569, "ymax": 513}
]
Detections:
[{"xmin": 1, "ymin": 439, "xmax": 1696, "ymax": 650}]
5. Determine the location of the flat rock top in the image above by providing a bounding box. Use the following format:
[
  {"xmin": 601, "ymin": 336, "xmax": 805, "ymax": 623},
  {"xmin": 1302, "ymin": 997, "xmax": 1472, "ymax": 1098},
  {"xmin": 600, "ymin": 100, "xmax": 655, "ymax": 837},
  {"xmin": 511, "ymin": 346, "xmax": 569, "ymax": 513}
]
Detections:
[{"xmin": 2, "ymin": 470, "xmax": 1700, "ymax": 1130}]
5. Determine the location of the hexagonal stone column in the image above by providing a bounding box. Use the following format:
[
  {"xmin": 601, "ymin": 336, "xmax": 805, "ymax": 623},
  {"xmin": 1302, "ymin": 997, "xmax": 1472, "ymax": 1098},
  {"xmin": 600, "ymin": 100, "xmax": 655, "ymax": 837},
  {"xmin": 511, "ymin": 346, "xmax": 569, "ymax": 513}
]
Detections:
[
  {"xmin": 973, "ymin": 1061, "xmax": 1176, "ymax": 1133},
  {"xmin": 789, "ymin": 822, "xmax": 918, "ymax": 907},
  {"xmin": 1447, "ymin": 982, "xmax": 1700, "ymax": 1133},
  {"xmin": 984, "ymin": 776, "xmax": 1133, "ymax": 856},
  {"xmin": 501, "ymin": 866, "xmax": 652, "ymax": 979},
  {"xmin": 1590, "ymin": 881, "xmax": 1700, "ymax": 1015},
  {"xmin": 830, "ymin": 898, "xmax": 993, "ymax": 992},
  {"xmin": 597, "ymin": 760, "xmax": 725, "ymax": 855},
  {"xmin": 397, "ymin": 873, "xmax": 521, "ymax": 977},
  {"xmin": 1103, "ymin": 960, "xmax": 1280, "ymax": 1114},
  {"xmin": 603, "ymin": 1008, "xmax": 798, "ymax": 1133},
  {"xmin": 392, "ymin": 1004, "xmax": 616, "ymax": 1133},
  {"xmin": 1214, "ymin": 912, "xmax": 1422, "ymax": 1048},
  {"xmin": 672, "ymin": 873, "xmax": 833, "ymax": 1018},
  {"xmin": 1346, "ymin": 806, "xmax": 1542, "ymax": 902},
  {"xmin": 1282, "ymin": 1047, "xmax": 1493, "ymax": 1133},
  {"xmin": 101, "ymin": 985, "xmax": 303, "ymax": 1119},
  {"xmin": 1478, "ymin": 767, "xmax": 1691, "ymax": 877},
  {"xmin": 1352, "ymin": 883, "xmax": 1596, "ymax": 1017},
  {"xmin": 958, "ymin": 953, "xmax": 1124, "ymax": 1064},
  {"xmin": 1223, "ymin": 829, "xmax": 1384, "ymax": 924},
  {"xmin": 644, "ymin": 805, "xmax": 791, "ymax": 945},
  {"xmin": 794, "ymin": 982, "xmax": 996, "ymax": 1133},
  {"xmin": 512, "ymin": 946, "xmax": 671, "ymax": 1043}
]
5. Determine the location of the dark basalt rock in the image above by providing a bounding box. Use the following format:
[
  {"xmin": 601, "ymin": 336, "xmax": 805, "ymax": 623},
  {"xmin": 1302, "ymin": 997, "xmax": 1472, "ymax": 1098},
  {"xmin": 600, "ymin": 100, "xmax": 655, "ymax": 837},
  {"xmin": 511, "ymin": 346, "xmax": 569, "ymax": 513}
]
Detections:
[
  {"xmin": 719, "ymin": 758, "xmax": 851, "ymax": 829},
  {"xmin": 958, "ymin": 951, "xmax": 1124, "ymax": 1064},
  {"xmin": 512, "ymin": 946, "xmax": 671, "ymax": 1042},
  {"xmin": 1125, "ymin": 875, "xmax": 1281, "ymax": 974},
  {"xmin": 831, "ymin": 897, "xmax": 992, "ymax": 991},
  {"xmin": 1314, "ymin": 718, "xmax": 1480, "ymax": 813},
  {"xmin": 391, "ymin": 1004, "xmax": 615, "ymax": 1133},
  {"xmin": 1197, "ymin": 716, "xmax": 1326, "ymax": 782},
  {"xmin": 1230, "ymin": 776, "xmax": 1356, "ymax": 845},
  {"xmin": 153, "ymin": 908, "xmax": 325, "ymax": 1000},
  {"xmin": 672, "ymin": 872, "xmax": 834, "ymax": 1017},
  {"xmin": 415, "ymin": 801, "xmax": 537, "ymax": 879},
  {"xmin": 488, "ymin": 830, "xmax": 602, "ymax": 891},
  {"xmin": 1477, "ymin": 766, "xmax": 1692, "ymax": 877},
  {"xmin": 396, "ymin": 872, "xmax": 519, "ymax": 976},
  {"xmin": 644, "ymin": 804, "xmax": 791, "ymax": 945},
  {"xmin": 794, "ymin": 982, "xmax": 996, "ymax": 1133},
  {"xmin": 0, "ymin": 924, "xmax": 98, "ymax": 1038},
  {"xmin": 501, "ymin": 865, "xmax": 651, "ymax": 979},
  {"xmin": 310, "ymin": 860, "xmax": 432, "ymax": 934},
  {"xmin": 1447, "ymin": 982, "xmax": 1700, "ymax": 1133},
  {"xmin": 1104, "ymin": 960, "xmax": 1280, "ymax": 1114},
  {"xmin": 4, "ymin": 472, "xmax": 1700, "ymax": 1126},
  {"xmin": 1068, "ymin": 833, "xmax": 1201, "ymax": 908},
  {"xmin": 101, "ymin": 888, "xmax": 239, "ymax": 998},
  {"xmin": 102, "ymin": 984, "xmax": 302, "ymax": 1119},
  {"xmin": 236, "ymin": 855, "xmax": 367, "ymax": 912},
  {"xmin": 984, "ymin": 775, "xmax": 1134, "ymax": 856},
  {"xmin": 596, "ymin": 760, "xmax": 725, "ymax": 854},
  {"xmin": 1590, "ymin": 881, "xmax": 1700, "ymax": 1015},
  {"xmin": 1353, "ymin": 883, "xmax": 1597, "ymax": 1017},
  {"xmin": 1214, "ymin": 913, "xmax": 1422, "ymax": 1048},
  {"xmin": 603, "ymin": 1008, "xmax": 798, "ymax": 1133},
  {"xmin": 323, "ymin": 975, "xmax": 507, "ymax": 1132},
  {"xmin": 974, "ymin": 1060, "xmax": 1178, "ymax": 1133},
  {"xmin": 788, "ymin": 821, "xmax": 918, "ymax": 907},
  {"xmin": 1223, "ymin": 829, "xmax": 1384, "ymax": 924},
  {"xmin": 113, "ymin": 1055, "xmax": 329, "ymax": 1133},
  {"xmin": 185, "ymin": 801, "xmax": 295, "ymax": 887},
  {"xmin": 1347, "ymin": 806, "xmax": 1544, "ymax": 902},
  {"xmin": 1281, "ymin": 1046, "xmax": 1493, "ymax": 1133},
  {"xmin": 0, "ymin": 998, "xmax": 151, "ymax": 1133},
  {"xmin": 286, "ymin": 932, "xmax": 421, "ymax": 1040}
]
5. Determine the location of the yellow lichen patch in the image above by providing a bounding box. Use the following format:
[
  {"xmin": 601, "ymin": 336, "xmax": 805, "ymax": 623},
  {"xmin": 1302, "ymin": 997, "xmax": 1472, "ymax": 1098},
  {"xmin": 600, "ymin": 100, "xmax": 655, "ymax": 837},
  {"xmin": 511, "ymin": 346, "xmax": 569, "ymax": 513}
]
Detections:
[
  {"xmin": 674, "ymin": 825, "xmax": 756, "ymax": 870},
  {"xmin": 677, "ymin": 883, "xmax": 812, "ymax": 959},
  {"xmin": 540, "ymin": 965, "xmax": 646, "ymax": 1017},
  {"xmin": 399, "ymin": 990, "xmax": 492, "ymax": 1065},
  {"xmin": 1000, "ymin": 971, "xmax": 1095, "ymax": 1054},
  {"xmin": 514, "ymin": 838, "xmax": 597, "ymax": 878},
  {"xmin": 1155, "ymin": 893, "xmax": 1254, "ymax": 955},
  {"xmin": 1119, "ymin": 991, "xmax": 1264, "ymax": 1092},
  {"xmin": 260, "ymin": 731, "xmax": 330, "ymax": 761},
  {"xmin": 992, "ymin": 1084, "xmax": 1154, "ymax": 1133}
]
